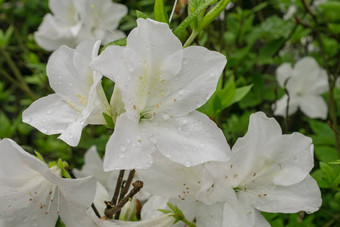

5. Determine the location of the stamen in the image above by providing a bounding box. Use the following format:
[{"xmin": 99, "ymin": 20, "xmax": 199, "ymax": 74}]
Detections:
[{"xmin": 169, "ymin": 0, "xmax": 178, "ymax": 23}]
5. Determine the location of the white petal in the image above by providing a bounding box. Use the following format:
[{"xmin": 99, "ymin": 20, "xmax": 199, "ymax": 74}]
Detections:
[
  {"xmin": 22, "ymin": 94, "xmax": 79, "ymax": 134},
  {"xmin": 225, "ymin": 112, "xmax": 282, "ymax": 182},
  {"xmin": 276, "ymin": 63, "xmax": 293, "ymax": 87},
  {"xmin": 142, "ymin": 111, "xmax": 230, "ymax": 167},
  {"xmin": 141, "ymin": 195, "xmax": 169, "ymax": 220},
  {"xmin": 272, "ymin": 95, "xmax": 299, "ymax": 117},
  {"xmin": 157, "ymin": 46, "xmax": 227, "ymax": 117},
  {"xmin": 127, "ymin": 19, "xmax": 183, "ymax": 80},
  {"xmin": 299, "ymin": 95, "xmax": 328, "ymax": 119},
  {"xmin": 137, "ymin": 152, "xmax": 205, "ymax": 198},
  {"xmin": 103, "ymin": 113, "xmax": 155, "ymax": 171},
  {"xmin": 222, "ymin": 194, "xmax": 270, "ymax": 227},
  {"xmin": 244, "ymin": 175, "xmax": 322, "ymax": 214},
  {"xmin": 46, "ymin": 45, "xmax": 90, "ymax": 110},
  {"xmin": 34, "ymin": 14, "xmax": 77, "ymax": 51},
  {"xmin": 195, "ymin": 203, "xmax": 224, "ymax": 227},
  {"xmin": 230, "ymin": 112, "xmax": 314, "ymax": 186}
]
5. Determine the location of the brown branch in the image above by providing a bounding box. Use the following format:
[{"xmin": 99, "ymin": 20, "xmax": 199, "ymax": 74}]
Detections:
[
  {"xmin": 104, "ymin": 180, "xmax": 143, "ymax": 219},
  {"xmin": 111, "ymin": 170, "xmax": 125, "ymax": 205},
  {"xmin": 115, "ymin": 169, "xmax": 136, "ymax": 219}
]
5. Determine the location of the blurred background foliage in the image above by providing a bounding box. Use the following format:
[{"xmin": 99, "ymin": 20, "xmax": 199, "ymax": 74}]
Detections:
[{"xmin": 0, "ymin": 0, "xmax": 340, "ymax": 226}]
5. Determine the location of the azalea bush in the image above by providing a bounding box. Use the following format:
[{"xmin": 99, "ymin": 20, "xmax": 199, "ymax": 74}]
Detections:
[{"xmin": 0, "ymin": 0, "xmax": 340, "ymax": 226}]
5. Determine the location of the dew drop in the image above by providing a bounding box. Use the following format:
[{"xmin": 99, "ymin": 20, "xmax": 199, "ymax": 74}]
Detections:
[
  {"xmin": 41, "ymin": 128, "xmax": 48, "ymax": 133},
  {"xmin": 118, "ymin": 153, "xmax": 125, "ymax": 159},
  {"xmin": 184, "ymin": 161, "xmax": 191, "ymax": 167},
  {"xmin": 46, "ymin": 110, "xmax": 53, "ymax": 115},
  {"xmin": 199, "ymin": 143, "xmax": 205, "ymax": 148},
  {"xmin": 126, "ymin": 139, "xmax": 131, "ymax": 144},
  {"xmin": 183, "ymin": 59, "xmax": 188, "ymax": 64},
  {"xmin": 120, "ymin": 146, "xmax": 126, "ymax": 152},
  {"xmin": 162, "ymin": 113, "xmax": 170, "ymax": 120}
]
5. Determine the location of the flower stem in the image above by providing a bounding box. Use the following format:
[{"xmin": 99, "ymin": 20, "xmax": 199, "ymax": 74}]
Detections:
[{"xmin": 183, "ymin": 30, "xmax": 199, "ymax": 48}]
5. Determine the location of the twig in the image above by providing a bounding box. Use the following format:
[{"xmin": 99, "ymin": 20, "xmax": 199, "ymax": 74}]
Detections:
[
  {"xmin": 104, "ymin": 181, "xmax": 143, "ymax": 219},
  {"xmin": 111, "ymin": 170, "xmax": 125, "ymax": 205},
  {"xmin": 115, "ymin": 169, "xmax": 136, "ymax": 219}
]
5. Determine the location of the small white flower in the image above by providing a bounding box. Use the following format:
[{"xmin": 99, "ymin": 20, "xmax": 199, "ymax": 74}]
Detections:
[
  {"xmin": 35, "ymin": 0, "xmax": 127, "ymax": 51},
  {"xmin": 0, "ymin": 139, "xmax": 97, "ymax": 227},
  {"xmin": 75, "ymin": 0, "xmax": 127, "ymax": 45},
  {"xmin": 273, "ymin": 56, "xmax": 328, "ymax": 119},
  {"xmin": 23, "ymin": 40, "xmax": 110, "ymax": 146},
  {"xmin": 91, "ymin": 18, "xmax": 230, "ymax": 170},
  {"xmin": 34, "ymin": 0, "xmax": 81, "ymax": 51}
]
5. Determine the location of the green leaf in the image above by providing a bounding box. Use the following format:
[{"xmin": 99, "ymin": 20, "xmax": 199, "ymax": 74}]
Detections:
[
  {"xmin": 198, "ymin": 0, "xmax": 231, "ymax": 31},
  {"xmin": 188, "ymin": 0, "xmax": 205, "ymax": 30},
  {"xmin": 314, "ymin": 146, "xmax": 338, "ymax": 162},
  {"xmin": 136, "ymin": 10, "xmax": 149, "ymax": 19},
  {"xmin": 224, "ymin": 84, "xmax": 253, "ymax": 108},
  {"xmin": 318, "ymin": 1, "xmax": 340, "ymax": 23},
  {"xmin": 258, "ymin": 38, "xmax": 285, "ymax": 64},
  {"xmin": 173, "ymin": 0, "xmax": 218, "ymax": 38},
  {"xmin": 102, "ymin": 112, "xmax": 115, "ymax": 129},
  {"xmin": 154, "ymin": 0, "xmax": 169, "ymax": 23},
  {"xmin": 101, "ymin": 38, "xmax": 127, "ymax": 53}
]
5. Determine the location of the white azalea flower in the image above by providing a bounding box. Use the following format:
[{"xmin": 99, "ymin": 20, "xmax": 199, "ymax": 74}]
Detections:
[
  {"xmin": 138, "ymin": 112, "xmax": 322, "ymax": 226},
  {"xmin": 35, "ymin": 0, "xmax": 81, "ymax": 51},
  {"xmin": 273, "ymin": 56, "xmax": 328, "ymax": 119},
  {"xmin": 35, "ymin": 0, "xmax": 127, "ymax": 51},
  {"xmin": 0, "ymin": 139, "xmax": 97, "ymax": 227},
  {"xmin": 91, "ymin": 18, "xmax": 230, "ymax": 170},
  {"xmin": 204, "ymin": 112, "xmax": 322, "ymax": 226},
  {"xmin": 75, "ymin": 0, "xmax": 127, "ymax": 45},
  {"xmin": 23, "ymin": 40, "xmax": 110, "ymax": 146}
]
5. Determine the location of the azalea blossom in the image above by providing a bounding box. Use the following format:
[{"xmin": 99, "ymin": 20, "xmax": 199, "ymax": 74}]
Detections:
[
  {"xmin": 273, "ymin": 56, "xmax": 328, "ymax": 119},
  {"xmin": 35, "ymin": 0, "xmax": 127, "ymax": 51},
  {"xmin": 74, "ymin": 0, "xmax": 127, "ymax": 44},
  {"xmin": 138, "ymin": 112, "xmax": 322, "ymax": 226},
  {"xmin": 0, "ymin": 139, "xmax": 97, "ymax": 227},
  {"xmin": 91, "ymin": 18, "xmax": 230, "ymax": 170},
  {"xmin": 23, "ymin": 40, "xmax": 110, "ymax": 146}
]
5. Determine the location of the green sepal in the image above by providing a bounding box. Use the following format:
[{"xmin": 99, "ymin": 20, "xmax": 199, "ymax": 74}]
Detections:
[
  {"xmin": 197, "ymin": 0, "xmax": 231, "ymax": 31},
  {"xmin": 34, "ymin": 151, "xmax": 46, "ymax": 164},
  {"xmin": 154, "ymin": 0, "xmax": 169, "ymax": 23},
  {"xmin": 136, "ymin": 10, "xmax": 149, "ymax": 19},
  {"xmin": 103, "ymin": 112, "xmax": 115, "ymax": 129},
  {"xmin": 101, "ymin": 38, "xmax": 127, "ymax": 53}
]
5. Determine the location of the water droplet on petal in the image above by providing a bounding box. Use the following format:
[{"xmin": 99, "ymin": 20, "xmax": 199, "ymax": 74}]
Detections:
[
  {"xmin": 46, "ymin": 110, "xmax": 53, "ymax": 115},
  {"xmin": 120, "ymin": 146, "xmax": 126, "ymax": 152},
  {"xmin": 184, "ymin": 161, "xmax": 191, "ymax": 167},
  {"xmin": 183, "ymin": 59, "xmax": 188, "ymax": 64},
  {"xmin": 126, "ymin": 139, "xmax": 131, "ymax": 144},
  {"xmin": 162, "ymin": 113, "xmax": 170, "ymax": 120},
  {"xmin": 199, "ymin": 143, "xmax": 205, "ymax": 148},
  {"xmin": 118, "ymin": 153, "xmax": 125, "ymax": 159},
  {"xmin": 41, "ymin": 128, "xmax": 48, "ymax": 133}
]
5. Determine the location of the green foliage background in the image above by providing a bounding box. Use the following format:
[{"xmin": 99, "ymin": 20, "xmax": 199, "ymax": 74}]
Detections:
[{"xmin": 0, "ymin": 0, "xmax": 339, "ymax": 226}]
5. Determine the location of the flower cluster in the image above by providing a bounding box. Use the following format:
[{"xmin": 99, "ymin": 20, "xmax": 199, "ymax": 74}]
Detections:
[
  {"xmin": 35, "ymin": 0, "xmax": 127, "ymax": 51},
  {"xmin": 0, "ymin": 3, "xmax": 324, "ymax": 226}
]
